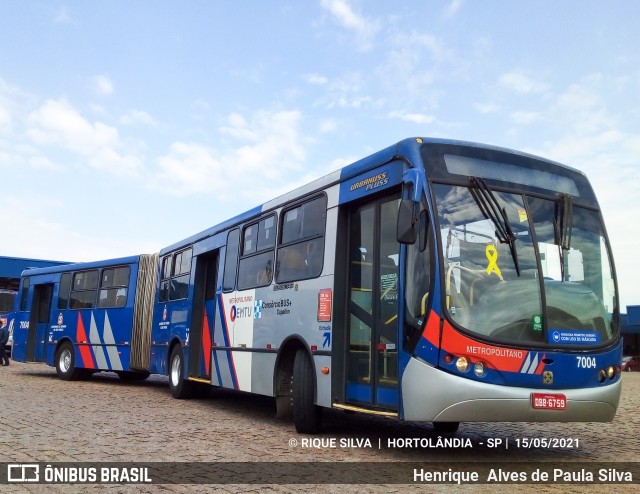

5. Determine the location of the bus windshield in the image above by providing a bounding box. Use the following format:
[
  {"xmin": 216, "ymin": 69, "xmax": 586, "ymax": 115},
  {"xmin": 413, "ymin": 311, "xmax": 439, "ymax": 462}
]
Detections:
[{"xmin": 433, "ymin": 182, "xmax": 617, "ymax": 348}]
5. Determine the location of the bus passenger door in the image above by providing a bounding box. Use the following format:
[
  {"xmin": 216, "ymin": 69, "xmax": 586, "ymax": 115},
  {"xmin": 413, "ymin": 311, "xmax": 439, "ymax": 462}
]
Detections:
[
  {"xmin": 346, "ymin": 193, "xmax": 400, "ymax": 410},
  {"xmin": 26, "ymin": 284, "xmax": 53, "ymax": 362},
  {"xmin": 189, "ymin": 252, "xmax": 218, "ymax": 381}
]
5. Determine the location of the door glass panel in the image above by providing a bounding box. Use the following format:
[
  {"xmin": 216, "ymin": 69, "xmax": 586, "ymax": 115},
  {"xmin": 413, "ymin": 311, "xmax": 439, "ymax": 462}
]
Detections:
[
  {"xmin": 377, "ymin": 199, "xmax": 399, "ymax": 394},
  {"xmin": 346, "ymin": 194, "xmax": 400, "ymax": 408},
  {"xmin": 348, "ymin": 204, "xmax": 374, "ymax": 402}
]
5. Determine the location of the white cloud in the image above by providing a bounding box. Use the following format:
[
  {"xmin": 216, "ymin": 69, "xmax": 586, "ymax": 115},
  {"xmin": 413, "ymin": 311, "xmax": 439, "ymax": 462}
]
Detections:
[
  {"xmin": 93, "ymin": 75, "xmax": 114, "ymax": 96},
  {"xmin": 28, "ymin": 155, "xmax": 61, "ymax": 171},
  {"xmin": 311, "ymin": 73, "xmax": 375, "ymax": 110},
  {"xmin": 318, "ymin": 118, "xmax": 339, "ymax": 134},
  {"xmin": 499, "ymin": 71, "xmax": 550, "ymax": 94},
  {"xmin": 320, "ymin": 0, "xmax": 380, "ymax": 50},
  {"xmin": 26, "ymin": 99, "xmax": 142, "ymax": 177},
  {"xmin": 0, "ymin": 104, "xmax": 11, "ymax": 128},
  {"xmin": 53, "ymin": 6, "xmax": 73, "ymax": 24},
  {"xmin": 475, "ymin": 102, "xmax": 500, "ymax": 114},
  {"xmin": 120, "ymin": 110, "xmax": 158, "ymax": 127},
  {"xmin": 388, "ymin": 110, "xmax": 436, "ymax": 125},
  {"xmin": 443, "ymin": 0, "xmax": 464, "ymax": 19},
  {"xmin": 154, "ymin": 109, "xmax": 306, "ymax": 200},
  {"xmin": 0, "ymin": 193, "xmax": 140, "ymax": 262},
  {"xmin": 304, "ymin": 73, "xmax": 329, "ymax": 86},
  {"xmin": 510, "ymin": 111, "xmax": 543, "ymax": 124},
  {"xmin": 375, "ymin": 30, "xmax": 454, "ymax": 103}
]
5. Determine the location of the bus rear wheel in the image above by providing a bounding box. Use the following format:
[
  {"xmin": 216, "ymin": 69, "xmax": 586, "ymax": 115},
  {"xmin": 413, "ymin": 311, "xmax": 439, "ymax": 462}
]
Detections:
[
  {"xmin": 55, "ymin": 341, "xmax": 81, "ymax": 381},
  {"xmin": 292, "ymin": 348, "xmax": 322, "ymax": 433},
  {"xmin": 169, "ymin": 345, "xmax": 194, "ymax": 399}
]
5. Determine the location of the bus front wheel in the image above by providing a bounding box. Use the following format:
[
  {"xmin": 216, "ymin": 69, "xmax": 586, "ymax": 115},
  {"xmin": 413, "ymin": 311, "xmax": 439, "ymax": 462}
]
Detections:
[
  {"xmin": 292, "ymin": 348, "xmax": 322, "ymax": 433},
  {"xmin": 55, "ymin": 342, "xmax": 81, "ymax": 381},
  {"xmin": 169, "ymin": 345, "xmax": 194, "ymax": 399}
]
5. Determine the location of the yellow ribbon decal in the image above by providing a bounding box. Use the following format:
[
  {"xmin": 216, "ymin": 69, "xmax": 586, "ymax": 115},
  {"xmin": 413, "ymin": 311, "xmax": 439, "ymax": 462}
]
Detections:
[{"xmin": 485, "ymin": 245, "xmax": 502, "ymax": 278}]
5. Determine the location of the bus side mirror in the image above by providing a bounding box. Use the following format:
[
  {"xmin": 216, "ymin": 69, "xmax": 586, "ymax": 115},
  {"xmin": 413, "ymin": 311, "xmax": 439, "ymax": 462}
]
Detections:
[{"xmin": 397, "ymin": 199, "xmax": 419, "ymax": 244}]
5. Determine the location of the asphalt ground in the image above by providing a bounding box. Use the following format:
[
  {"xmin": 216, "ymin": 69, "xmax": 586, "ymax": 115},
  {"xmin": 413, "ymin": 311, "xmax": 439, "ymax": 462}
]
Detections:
[{"xmin": 0, "ymin": 359, "xmax": 638, "ymax": 493}]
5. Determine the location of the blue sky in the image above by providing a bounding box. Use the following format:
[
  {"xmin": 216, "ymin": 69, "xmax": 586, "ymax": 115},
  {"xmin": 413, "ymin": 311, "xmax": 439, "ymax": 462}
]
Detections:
[{"xmin": 1, "ymin": 1, "xmax": 639, "ymax": 309}]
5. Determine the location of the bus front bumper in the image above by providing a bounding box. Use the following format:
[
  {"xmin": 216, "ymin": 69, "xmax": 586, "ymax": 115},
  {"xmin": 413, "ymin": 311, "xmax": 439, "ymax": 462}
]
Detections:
[{"xmin": 401, "ymin": 357, "xmax": 621, "ymax": 423}]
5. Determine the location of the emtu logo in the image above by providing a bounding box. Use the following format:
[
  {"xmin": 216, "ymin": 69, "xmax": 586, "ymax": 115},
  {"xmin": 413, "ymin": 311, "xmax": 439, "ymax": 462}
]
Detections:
[{"xmin": 230, "ymin": 305, "xmax": 253, "ymax": 322}]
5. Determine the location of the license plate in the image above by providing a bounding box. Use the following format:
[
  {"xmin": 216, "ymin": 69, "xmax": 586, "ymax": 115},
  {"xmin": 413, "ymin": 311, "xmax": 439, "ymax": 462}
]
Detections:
[{"xmin": 531, "ymin": 393, "xmax": 567, "ymax": 410}]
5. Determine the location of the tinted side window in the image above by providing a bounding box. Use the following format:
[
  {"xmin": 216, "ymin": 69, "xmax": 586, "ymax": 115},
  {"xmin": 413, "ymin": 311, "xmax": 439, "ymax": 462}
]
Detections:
[
  {"xmin": 276, "ymin": 196, "xmax": 326, "ymax": 283},
  {"xmin": 159, "ymin": 249, "xmax": 192, "ymax": 302},
  {"xmin": 58, "ymin": 273, "xmax": 71, "ymax": 309},
  {"xmin": 238, "ymin": 215, "xmax": 276, "ymax": 290},
  {"xmin": 20, "ymin": 277, "xmax": 30, "ymax": 311},
  {"xmin": 98, "ymin": 266, "xmax": 130, "ymax": 308},
  {"xmin": 172, "ymin": 248, "xmax": 191, "ymax": 301},
  {"xmin": 159, "ymin": 255, "xmax": 170, "ymax": 303},
  {"xmin": 223, "ymin": 229, "xmax": 240, "ymax": 292},
  {"xmin": 70, "ymin": 270, "xmax": 99, "ymax": 309}
]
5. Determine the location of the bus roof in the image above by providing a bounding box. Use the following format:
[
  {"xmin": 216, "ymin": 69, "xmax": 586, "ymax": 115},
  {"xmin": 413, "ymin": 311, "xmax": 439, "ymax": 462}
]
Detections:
[{"xmin": 19, "ymin": 254, "xmax": 143, "ymax": 278}]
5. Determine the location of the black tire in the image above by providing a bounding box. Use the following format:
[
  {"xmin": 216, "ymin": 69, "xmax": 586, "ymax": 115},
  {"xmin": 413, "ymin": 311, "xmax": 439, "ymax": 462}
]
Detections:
[
  {"xmin": 169, "ymin": 345, "xmax": 194, "ymax": 399},
  {"xmin": 117, "ymin": 370, "xmax": 150, "ymax": 381},
  {"xmin": 55, "ymin": 341, "xmax": 82, "ymax": 381},
  {"xmin": 432, "ymin": 421, "xmax": 460, "ymax": 434},
  {"xmin": 292, "ymin": 348, "xmax": 322, "ymax": 433}
]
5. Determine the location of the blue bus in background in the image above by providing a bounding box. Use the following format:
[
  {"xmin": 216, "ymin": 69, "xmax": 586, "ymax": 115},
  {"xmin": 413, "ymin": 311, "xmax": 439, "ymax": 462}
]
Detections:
[
  {"xmin": 11, "ymin": 255, "xmax": 156, "ymax": 380},
  {"xmin": 1, "ymin": 289, "xmax": 17, "ymax": 354},
  {"xmin": 11, "ymin": 137, "xmax": 622, "ymax": 434}
]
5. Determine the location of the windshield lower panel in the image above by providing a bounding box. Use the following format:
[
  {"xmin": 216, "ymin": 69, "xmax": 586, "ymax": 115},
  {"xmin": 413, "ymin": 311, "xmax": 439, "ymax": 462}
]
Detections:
[{"xmin": 433, "ymin": 183, "xmax": 617, "ymax": 348}]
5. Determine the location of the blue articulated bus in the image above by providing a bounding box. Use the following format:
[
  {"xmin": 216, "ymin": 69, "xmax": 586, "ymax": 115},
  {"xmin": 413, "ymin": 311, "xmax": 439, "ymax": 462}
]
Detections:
[
  {"xmin": 12, "ymin": 137, "xmax": 622, "ymax": 433},
  {"xmin": 12, "ymin": 255, "xmax": 156, "ymax": 380}
]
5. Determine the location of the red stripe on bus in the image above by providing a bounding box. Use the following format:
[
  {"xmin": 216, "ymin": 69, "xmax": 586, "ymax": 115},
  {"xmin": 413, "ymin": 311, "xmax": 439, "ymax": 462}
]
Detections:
[
  {"xmin": 202, "ymin": 312, "xmax": 211, "ymax": 374},
  {"xmin": 421, "ymin": 310, "xmax": 441, "ymax": 347},
  {"xmin": 440, "ymin": 319, "xmax": 527, "ymax": 372},
  {"xmin": 535, "ymin": 354, "xmax": 546, "ymax": 374},
  {"xmin": 75, "ymin": 313, "xmax": 95, "ymax": 369}
]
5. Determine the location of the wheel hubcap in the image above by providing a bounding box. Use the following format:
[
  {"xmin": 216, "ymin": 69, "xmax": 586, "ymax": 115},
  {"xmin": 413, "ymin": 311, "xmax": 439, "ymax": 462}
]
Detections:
[
  {"xmin": 170, "ymin": 354, "xmax": 181, "ymax": 386},
  {"xmin": 60, "ymin": 349, "xmax": 71, "ymax": 372}
]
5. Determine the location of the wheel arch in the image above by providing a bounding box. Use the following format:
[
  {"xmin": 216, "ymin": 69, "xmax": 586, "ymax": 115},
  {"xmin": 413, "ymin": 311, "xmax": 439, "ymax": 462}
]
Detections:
[
  {"xmin": 53, "ymin": 336, "xmax": 75, "ymax": 364},
  {"xmin": 167, "ymin": 336, "xmax": 185, "ymax": 373},
  {"xmin": 273, "ymin": 335, "xmax": 318, "ymax": 421},
  {"xmin": 274, "ymin": 335, "xmax": 315, "ymax": 396}
]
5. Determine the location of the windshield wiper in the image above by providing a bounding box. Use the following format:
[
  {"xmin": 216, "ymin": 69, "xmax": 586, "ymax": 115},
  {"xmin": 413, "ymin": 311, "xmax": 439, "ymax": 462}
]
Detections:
[
  {"xmin": 469, "ymin": 177, "xmax": 521, "ymax": 276},
  {"xmin": 554, "ymin": 194, "xmax": 573, "ymax": 281}
]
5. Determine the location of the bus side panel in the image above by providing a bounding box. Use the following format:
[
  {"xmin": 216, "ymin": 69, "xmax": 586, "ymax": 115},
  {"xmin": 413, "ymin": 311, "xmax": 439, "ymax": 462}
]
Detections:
[
  {"xmin": 148, "ymin": 299, "xmax": 190, "ymax": 376},
  {"xmin": 43, "ymin": 260, "xmax": 139, "ymax": 372},
  {"xmin": 45, "ymin": 307, "xmax": 136, "ymax": 372},
  {"xmin": 12, "ymin": 280, "xmax": 53, "ymax": 363},
  {"xmin": 11, "ymin": 312, "xmax": 28, "ymax": 362}
]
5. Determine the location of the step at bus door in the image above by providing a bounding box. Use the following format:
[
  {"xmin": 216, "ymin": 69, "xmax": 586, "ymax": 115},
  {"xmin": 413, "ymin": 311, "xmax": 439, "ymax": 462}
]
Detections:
[
  {"xmin": 189, "ymin": 252, "xmax": 218, "ymax": 381},
  {"xmin": 26, "ymin": 284, "xmax": 53, "ymax": 362},
  {"xmin": 345, "ymin": 193, "xmax": 400, "ymax": 410}
]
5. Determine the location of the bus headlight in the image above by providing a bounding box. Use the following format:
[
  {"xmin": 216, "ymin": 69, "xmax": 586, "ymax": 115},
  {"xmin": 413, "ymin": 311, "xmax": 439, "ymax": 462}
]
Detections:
[
  {"xmin": 607, "ymin": 366, "xmax": 615, "ymax": 379},
  {"xmin": 456, "ymin": 357, "xmax": 469, "ymax": 372},
  {"xmin": 598, "ymin": 369, "xmax": 607, "ymax": 383},
  {"xmin": 473, "ymin": 361, "xmax": 485, "ymax": 377}
]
